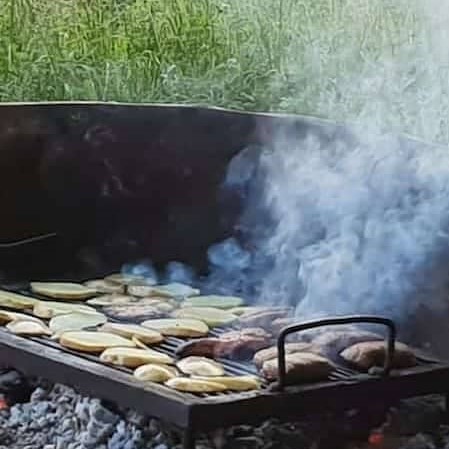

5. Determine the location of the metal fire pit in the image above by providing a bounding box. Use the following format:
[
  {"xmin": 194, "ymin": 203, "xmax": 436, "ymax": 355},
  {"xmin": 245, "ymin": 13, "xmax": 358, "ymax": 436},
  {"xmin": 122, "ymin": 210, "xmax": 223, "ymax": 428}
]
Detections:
[{"xmin": 1, "ymin": 102, "xmax": 449, "ymax": 448}]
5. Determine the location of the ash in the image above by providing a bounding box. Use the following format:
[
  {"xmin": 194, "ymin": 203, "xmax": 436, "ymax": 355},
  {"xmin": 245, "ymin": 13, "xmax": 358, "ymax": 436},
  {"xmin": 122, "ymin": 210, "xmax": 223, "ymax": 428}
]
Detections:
[{"xmin": 0, "ymin": 377, "xmax": 448, "ymax": 449}]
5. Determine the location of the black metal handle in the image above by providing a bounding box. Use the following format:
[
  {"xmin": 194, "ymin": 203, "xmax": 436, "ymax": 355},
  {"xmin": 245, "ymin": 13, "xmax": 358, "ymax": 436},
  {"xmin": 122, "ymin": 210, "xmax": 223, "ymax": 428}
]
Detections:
[{"xmin": 275, "ymin": 315, "xmax": 396, "ymax": 391}]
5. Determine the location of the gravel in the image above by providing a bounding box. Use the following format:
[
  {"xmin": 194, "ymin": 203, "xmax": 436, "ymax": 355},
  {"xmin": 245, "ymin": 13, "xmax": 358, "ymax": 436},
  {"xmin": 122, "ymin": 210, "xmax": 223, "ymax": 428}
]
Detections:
[{"xmin": 0, "ymin": 377, "xmax": 448, "ymax": 449}]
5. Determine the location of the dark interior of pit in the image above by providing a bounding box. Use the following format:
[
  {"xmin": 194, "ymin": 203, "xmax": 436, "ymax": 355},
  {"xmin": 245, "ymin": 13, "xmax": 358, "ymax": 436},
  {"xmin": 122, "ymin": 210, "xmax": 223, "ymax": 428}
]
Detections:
[{"xmin": 2, "ymin": 104, "xmax": 449, "ymax": 448}]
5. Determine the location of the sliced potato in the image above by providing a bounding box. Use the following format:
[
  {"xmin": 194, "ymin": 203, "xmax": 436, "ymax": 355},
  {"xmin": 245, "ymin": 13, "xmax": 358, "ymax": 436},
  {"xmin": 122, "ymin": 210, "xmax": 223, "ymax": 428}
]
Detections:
[
  {"xmin": 33, "ymin": 301, "xmax": 98, "ymax": 319},
  {"xmin": 87, "ymin": 294, "xmax": 136, "ymax": 306},
  {"xmin": 141, "ymin": 318, "xmax": 209, "ymax": 337},
  {"xmin": 229, "ymin": 307, "xmax": 267, "ymax": 316},
  {"xmin": 105, "ymin": 273, "xmax": 155, "ymax": 286},
  {"xmin": 6, "ymin": 320, "xmax": 51, "ymax": 336},
  {"xmin": 134, "ymin": 364, "xmax": 178, "ymax": 383},
  {"xmin": 176, "ymin": 356, "xmax": 225, "ymax": 377},
  {"xmin": 165, "ymin": 377, "xmax": 227, "ymax": 393},
  {"xmin": 84, "ymin": 279, "xmax": 124, "ymax": 294},
  {"xmin": 0, "ymin": 310, "xmax": 44, "ymax": 325},
  {"xmin": 99, "ymin": 323, "xmax": 163, "ymax": 345},
  {"xmin": 49, "ymin": 312, "xmax": 107, "ymax": 335},
  {"xmin": 59, "ymin": 331, "xmax": 135, "ymax": 353},
  {"xmin": 182, "ymin": 296, "xmax": 244, "ymax": 310},
  {"xmin": 30, "ymin": 282, "xmax": 97, "ymax": 300},
  {"xmin": 193, "ymin": 375, "xmax": 261, "ymax": 391},
  {"xmin": 127, "ymin": 284, "xmax": 158, "ymax": 298},
  {"xmin": 0, "ymin": 290, "xmax": 38, "ymax": 310},
  {"xmin": 173, "ymin": 307, "xmax": 237, "ymax": 327},
  {"xmin": 100, "ymin": 347, "xmax": 173, "ymax": 368},
  {"xmin": 150, "ymin": 283, "xmax": 200, "ymax": 299}
]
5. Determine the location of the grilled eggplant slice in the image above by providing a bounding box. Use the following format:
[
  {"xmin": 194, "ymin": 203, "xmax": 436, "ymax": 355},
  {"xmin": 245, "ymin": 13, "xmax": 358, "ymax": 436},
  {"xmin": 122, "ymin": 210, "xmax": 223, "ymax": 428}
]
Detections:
[
  {"xmin": 173, "ymin": 307, "xmax": 237, "ymax": 327},
  {"xmin": 49, "ymin": 312, "xmax": 107, "ymax": 335},
  {"xmin": 100, "ymin": 347, "xmax": 173, "ymax": 368},
  {"xmin": 165, "ymin": 377, "xmax": 227, "ymax": 393},
  {"xmin": 104, "ymin": 273, "xmax": 155, "ymax": 286},
  {"xmin": 261, "ymin": 352, "xmax": 334, "ymax": 382},
  {"xmin": 134, "ymin": 364, "xmax": 178, "ymax": 382},
  {"xmin": 176, "ymin": 356, "xmax": 225, "ymax": 377},
  {"xmin": 0, "ymin": 290, "xmax": 38, "ymax": 310},
  {"xmin": 84, "ymin": 280, "xmax": 124, "ymax": 294},
  {"xmin": 59, "ymin": 331, "xmax": 135, "ymax": 353},
  {"xmin": 340, "ymin": 341, "xmax": 417, "ymax": 370},
  {"xmin": 99, "ymin": 323, "xmax": 163, "ymax": 345},
  {"xmin": 141, "ymin": 319, "xmax": 209, "ymax": 337},
  {"xmin": 87, "ymin": 294, "xmax": 136, "ymax": 306},
  {"xmin": 150, "ymin": 283, "xmax": 200, "ymax": 298},
  {"xmin": 181, "ymin": 295, "xmax": 244, "ymax": 309},
  {"xmin": 30, "ymin": 282, "xmax": 97, "ymax": 300},
  {"xmin": 6, "ymin": 320, "xmax": 52, "ymax": 336},
  {"xmin": 193, "ymin": 375, "xmax": 261, "ymax": 391},
  {"xmin": 0, "ymin": 310, "xmax": 43, "ymax": 325},
  {"xmin": 33, "ymin": 301, "xmax": 98, "ymax": 319}
]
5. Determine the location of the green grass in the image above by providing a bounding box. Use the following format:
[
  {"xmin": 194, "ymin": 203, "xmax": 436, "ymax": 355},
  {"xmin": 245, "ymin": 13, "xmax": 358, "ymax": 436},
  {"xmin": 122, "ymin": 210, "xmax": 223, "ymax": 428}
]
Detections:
[{"xmin": 0, "ymin": 0, "xmax": 448, "ymax": 142}]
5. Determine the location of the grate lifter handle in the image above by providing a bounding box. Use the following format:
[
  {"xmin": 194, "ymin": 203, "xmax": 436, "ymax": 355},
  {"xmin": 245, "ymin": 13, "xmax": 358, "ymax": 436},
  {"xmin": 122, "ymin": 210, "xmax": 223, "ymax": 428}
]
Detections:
[{"xmin": 274, "ymin": 315, "xmax": 397, "ymax": 391}]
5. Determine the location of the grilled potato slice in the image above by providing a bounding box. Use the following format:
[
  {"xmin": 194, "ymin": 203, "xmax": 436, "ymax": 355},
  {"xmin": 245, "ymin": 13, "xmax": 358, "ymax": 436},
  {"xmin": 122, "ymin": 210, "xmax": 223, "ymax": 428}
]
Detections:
[
  {"xmin": 49, "ymin": 312, "xmax": 107, "ymax": 335},
  {"xmin": 0, "ymin": 290, "xmax": 38, "ymax": 310},
  {"xmin": 149, "ymin": 283, "xmax": 200, "ymax": 299},
  {"xmin": 30, "ymin": 282, "xmax": 97, "ymax": 300},
  {"xmin": 181, "ymin": 296, "xmax": 244, "ymax": 310},
  {"xmin": 33, "ymin": 301, "xmax": 98, "ymax": 319},
  {"xmin": 87, "ymin": 294, "xmax": 136, "ymax": 306},
  {"xmin": 165, "ymin": 377, "xmax": 227, "ymax": 393},
  {"xmin": 193, "ymin": 375, "xmax": 261, "ymax": 391},
  {"xmin": 83, "ymin": 280, "xmax": 124, "ymax": 294},
  {"xmin": 6, "ymin": 320, "xmax": 52, "ymax": 336},
  {"xmin": 229, "ymin": 306, "xmax": 267, "ymax": 316},
  {"xmin": 0, "ymin": 310, "xmax": 44, "ymax": 325},
  {"xmin": 134, "ymin": 364, "xmax": 178, "ymax": 382},
  {"xmin": 141, "ymin": 318, "xmax": 208, "ymax": 337},
  {"xmin": 59, "ymin": 331, "xmax": 135, "ymax": 353},
  {"xmin": 126, "ymin": 284, "xmax": 158, "ymax": 298},
  {"xmin": 99, "ymin": 323, "xmax": 163, "ymax": 345},
  {"xmin": 100, "ymin": 347, "xmax": 173, "ymax": 368},
  {"xmin": 173, "ymin": 307, "xmax": 237, "ymax": 327},
  {"xmin": 176, "ymin": 356, "xmax": 225, "ymax": 377}
]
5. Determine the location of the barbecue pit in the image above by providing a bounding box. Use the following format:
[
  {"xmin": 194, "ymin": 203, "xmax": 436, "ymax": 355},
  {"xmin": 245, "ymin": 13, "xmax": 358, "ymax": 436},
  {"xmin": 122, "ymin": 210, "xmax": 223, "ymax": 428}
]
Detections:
[{"xmin": 1, "ymin": 102, "xmax": 449, "ymax": 449}]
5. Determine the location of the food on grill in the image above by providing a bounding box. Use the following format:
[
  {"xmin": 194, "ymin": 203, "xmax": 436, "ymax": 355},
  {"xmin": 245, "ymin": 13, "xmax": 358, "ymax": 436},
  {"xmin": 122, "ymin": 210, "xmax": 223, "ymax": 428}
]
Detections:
[
  {"xmin": 270, "ymin": 318, "xmax": 294, "ymax": 334},
  {"xmin": 173, "ymin": 307, "xmax": 237, "ymax": 327},
  {"xmin": 100, "ymin": 347, "xmax": 173, "ymax": 368},
  {"xmin": 127, "ymin": 284, "xmax": 158, "ymax": 298},
  {"xmin": 104, "ymin": 273, "xmax": 155, "ymax": 286},
  {"xmin": 99, "ymin": 323, "xmax": 164, "ymax": 345},
  {"xmin": 192, "ymin": 375, "xmax": 261, "ymax": 391},
  {"xmin": 239, "ymin": 309, "xmax": 291, "ymax": 329},
  {"xmin": 49, "ymin": 312, "xmax": 107, "ymax": 335},
  {"xmin": 176, "ymin": 328, "xmax": 271, "ymax": 360},
  {"xmin": 176, "ymin": 356, "xmax": 225, "ymax": 377},
  {"xmin": 181, "ymin": 295, "xmax": 244, "ymax": 310},
  {"xmin": 310, "ymin": 329, "xmax": 383, "ymax": 359},
  {"xmin": 340, "ymin": 341, "xmax": 417, "ymax": 370},
  {"xmin": 165, "ymin": 377, "xmax": 227, "ymax": 393},
  {"xmin": 87, "ymin": 294, "xmax": 136, "ymax": 306},
  {"xmin": 134, "ymin": 364, "xmax": 178, "ymax": 383},
  {"xmin": 0, "ymin": 310, "xmax": 44, "ymax": 325},
  {"xmin": 253, "ymin": 342, "xmax": 316, "ymax": 368},
  {"xmin": 59, "ymin": 331, "xmax": 135, "ymax": 353},
  {"xmin": 0, "ymin": 290, "xmax": 38, "ymax": 310},
  {"xmin": 230, "ymin": 307, "xmax": 267, "ymax": 316},
  {"xmin": 33, "ymin": 301, "xmax": 98, "ymax": 319},
  {"xmin": 30, "ymin": 282, "xmax": 97, "ymax": 300},
  {"xmin": 102, "ymin": 304, "xmax": 166, "ymax": 321},
  {"xmin": 261, "ymin": 352, "xmax": 334, "ymax": 382},
  {"xmin": 6, "ymin": 320, "xmax": 52, "ymax": 336},
  {"xmin": 149, "ymin": 283, "xmax": 200, "ymax": 299},
  {"xmin": 84, "ymin": 279, "xmax": 124, "ymax": 294},
  {"xmin": 141, "ymin": 319, "xmax": 209, "ymax": 337}
]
